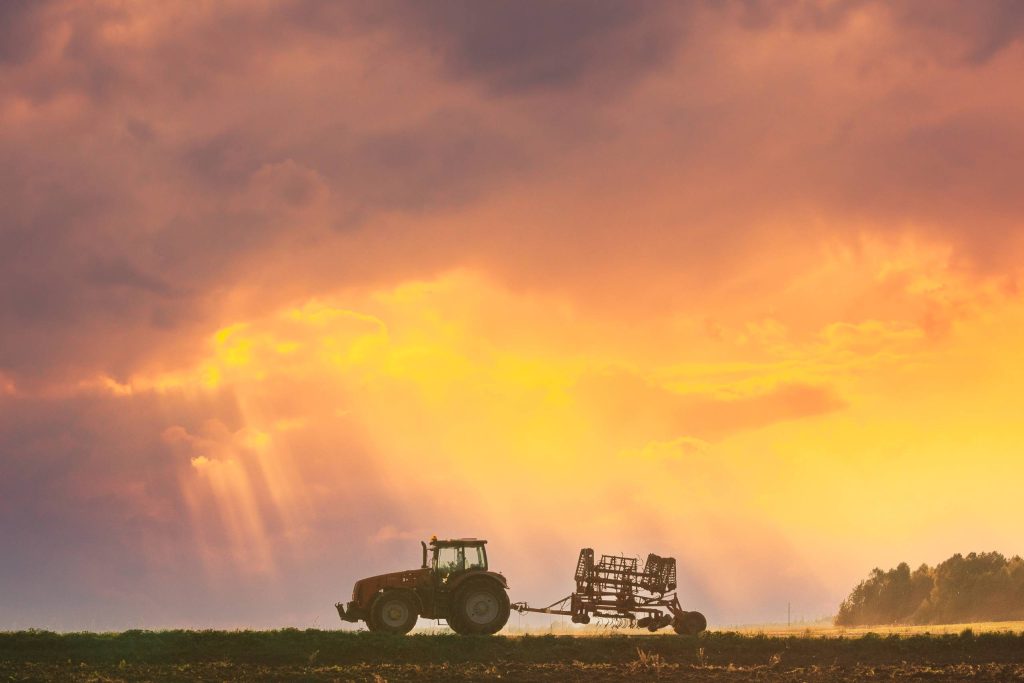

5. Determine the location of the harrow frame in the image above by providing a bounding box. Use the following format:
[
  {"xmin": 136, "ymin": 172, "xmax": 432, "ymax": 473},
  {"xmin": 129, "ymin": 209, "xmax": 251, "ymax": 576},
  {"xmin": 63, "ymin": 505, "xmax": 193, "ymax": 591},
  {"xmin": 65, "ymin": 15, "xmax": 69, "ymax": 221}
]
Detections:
[{"xmin": 511, "ymin": 548, "xmax": 706, "ymax": 635}]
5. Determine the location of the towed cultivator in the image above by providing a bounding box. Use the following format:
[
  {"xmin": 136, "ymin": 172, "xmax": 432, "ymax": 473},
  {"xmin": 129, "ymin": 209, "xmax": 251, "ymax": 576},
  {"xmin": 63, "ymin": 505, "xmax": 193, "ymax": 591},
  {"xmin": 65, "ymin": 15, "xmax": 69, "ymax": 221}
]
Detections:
[{"xmin": 512, "ymin": 548, "xmax": 707, "ymax": 636}]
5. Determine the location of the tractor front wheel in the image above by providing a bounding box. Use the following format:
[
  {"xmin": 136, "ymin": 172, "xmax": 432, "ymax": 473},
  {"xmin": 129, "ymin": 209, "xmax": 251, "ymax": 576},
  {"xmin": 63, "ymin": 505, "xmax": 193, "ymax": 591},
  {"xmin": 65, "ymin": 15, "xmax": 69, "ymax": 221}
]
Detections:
[
  {"xmin": 368, "ymin": 590, "xmax": 418, "ymax": 635},
  {"xmin": 448, "ymin": 579, "xmax": 510, "ymax": 635}
]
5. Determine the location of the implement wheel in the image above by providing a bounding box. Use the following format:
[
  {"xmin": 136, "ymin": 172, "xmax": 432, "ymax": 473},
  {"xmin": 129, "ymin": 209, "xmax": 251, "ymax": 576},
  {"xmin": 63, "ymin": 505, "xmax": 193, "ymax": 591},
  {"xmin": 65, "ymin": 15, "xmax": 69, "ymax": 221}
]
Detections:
[
  {"xmin": 368, "ymin": 590, "xmax": 418, "ymax": 635},
  {"xmin": 673, "ymin": 610, "xmax": 707, "ymax": 636},
  {"xmin": 448, "ymin": 579, "xmax": 510, "ymax": 635}
]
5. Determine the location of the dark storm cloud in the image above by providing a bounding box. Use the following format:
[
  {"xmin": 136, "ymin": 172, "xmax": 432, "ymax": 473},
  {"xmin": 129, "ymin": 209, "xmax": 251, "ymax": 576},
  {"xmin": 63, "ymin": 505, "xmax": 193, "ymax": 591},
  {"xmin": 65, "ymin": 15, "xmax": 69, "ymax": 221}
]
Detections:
[
  {"xmin": 0, "ymin": 156, "xmax": 139, "ymax": 340},
  {"xmin": 327, "ymin": 112, "xmax": 528, "ymax": 216},
  {"xmin": 0, "ymin": 157, "xmax": 205, "ymax": 383},
  {"xmin": 727, "ymin": 0, "xmax": 866, "ymax": 31},
  {"xmin": 4, "ymin": 0, "xmax": 1024, "ymax": 388},
  {"xmin": 84, "ymin": 258, "xmax": 177, "ymax": 296},
  {"xmin": 0, "ymin": 3, "xmax": 530, "ymax": 387},
  {"xmin": 180, "ymin": 130, "xmax": 261, "ymax": 189},
  {"xmin": 0, "ymin": 1, "xmax": 54, "ymax": 65},
  {"xmin": 818, "ymin": 111, "xmax": 1024, "ymax": 249},
  {"xmin": 380, "ymin": 0, "xmax": 680, "ymax": 94},
  {"xmin": 886, "ymin": 0, "xmax": 1024, "ymax": 66}
]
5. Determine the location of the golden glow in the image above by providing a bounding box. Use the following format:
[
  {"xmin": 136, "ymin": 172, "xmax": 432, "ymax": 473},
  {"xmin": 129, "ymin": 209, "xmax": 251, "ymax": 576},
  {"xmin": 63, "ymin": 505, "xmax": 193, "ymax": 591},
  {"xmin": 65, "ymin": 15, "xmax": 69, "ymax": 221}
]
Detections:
[{"xmin": 86, "ymin": 242, "xmax": 1020, "ymax": 615}]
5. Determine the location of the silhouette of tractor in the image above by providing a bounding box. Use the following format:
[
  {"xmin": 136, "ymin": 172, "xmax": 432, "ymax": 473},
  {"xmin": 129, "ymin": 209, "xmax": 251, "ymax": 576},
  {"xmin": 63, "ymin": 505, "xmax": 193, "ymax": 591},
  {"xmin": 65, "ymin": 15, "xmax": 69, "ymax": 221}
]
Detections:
[{"xmin": 335, "ymin": 537, "xmax": 510, "ymax": 635}]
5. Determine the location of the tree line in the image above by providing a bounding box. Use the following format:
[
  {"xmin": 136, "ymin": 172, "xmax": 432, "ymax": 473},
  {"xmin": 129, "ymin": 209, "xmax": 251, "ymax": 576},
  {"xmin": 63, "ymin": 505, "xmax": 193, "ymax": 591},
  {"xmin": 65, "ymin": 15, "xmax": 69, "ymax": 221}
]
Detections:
[{"xmin": 835, "ymin": 552, "xmax": 1024, "ymax": 626}]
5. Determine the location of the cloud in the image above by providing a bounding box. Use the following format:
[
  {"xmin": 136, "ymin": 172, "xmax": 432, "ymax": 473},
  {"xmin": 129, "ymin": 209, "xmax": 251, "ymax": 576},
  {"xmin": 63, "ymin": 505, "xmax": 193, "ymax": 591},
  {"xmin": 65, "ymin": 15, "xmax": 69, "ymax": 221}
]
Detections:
[
  {"xmin": 5, "ymin": 0, "xmax": 1024, "ymax": 389},
  {"xmin": 0, "ymin": 2, "xmax": 55, "ymax": 66},
  {"xmin": 84, "ymin": 257, "xmax": 178, "ymax": 296},
  {"xmin": 380, "ymin": 0, "xmax": 681, "ymax": 94},
  {"xmin": 884, "ymin": 0, "xmax": 1024, "ymax": 66},
  {"xmin": 577, "ymin": 370, "xmax": 845, "ymax": 445}
]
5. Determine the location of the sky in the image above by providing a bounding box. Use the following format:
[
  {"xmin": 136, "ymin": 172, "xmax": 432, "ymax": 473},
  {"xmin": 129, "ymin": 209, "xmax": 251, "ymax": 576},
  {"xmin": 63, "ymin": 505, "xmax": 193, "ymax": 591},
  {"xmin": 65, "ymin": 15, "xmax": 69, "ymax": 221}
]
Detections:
[{"xmin": 2, "ymin": 0, "xmax": 1024, "ymax": 630}]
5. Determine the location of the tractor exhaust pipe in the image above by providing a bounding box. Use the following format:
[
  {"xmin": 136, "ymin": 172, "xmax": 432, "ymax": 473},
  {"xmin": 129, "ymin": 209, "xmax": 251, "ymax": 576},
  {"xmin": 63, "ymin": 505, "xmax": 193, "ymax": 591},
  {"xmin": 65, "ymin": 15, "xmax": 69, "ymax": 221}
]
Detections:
[{"xmin": 421, "ymin": 541, "xmax": 428, "ymax": 568}]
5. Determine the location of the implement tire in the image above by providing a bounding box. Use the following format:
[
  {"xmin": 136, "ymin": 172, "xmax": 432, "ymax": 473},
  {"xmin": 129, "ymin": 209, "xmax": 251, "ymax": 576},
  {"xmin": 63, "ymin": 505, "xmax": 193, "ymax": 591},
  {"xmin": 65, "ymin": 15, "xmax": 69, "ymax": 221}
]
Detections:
[
  {"xmin": 673, "ymin": 610, "xmax": 707, "ymax": 636},
  {"xmin": 368, "ymin": 590, "xmax": 418, "ymax": 635},
  {"xmin": 448, "ymin": 579, "xmax": 510, "ymax": 635}
]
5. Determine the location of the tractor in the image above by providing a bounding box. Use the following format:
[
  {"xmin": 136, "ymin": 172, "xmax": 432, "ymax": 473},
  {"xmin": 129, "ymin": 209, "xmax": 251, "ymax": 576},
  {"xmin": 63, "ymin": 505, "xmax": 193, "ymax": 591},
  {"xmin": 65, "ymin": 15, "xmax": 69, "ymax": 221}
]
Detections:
[{"xmin": 335, "ymin": 537, "xmax": 510, "ymax": 635}]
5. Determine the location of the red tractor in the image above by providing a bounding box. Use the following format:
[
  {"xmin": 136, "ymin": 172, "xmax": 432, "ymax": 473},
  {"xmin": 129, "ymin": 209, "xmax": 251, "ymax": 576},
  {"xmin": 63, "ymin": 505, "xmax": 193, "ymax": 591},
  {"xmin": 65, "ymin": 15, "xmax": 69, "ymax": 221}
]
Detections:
[{"xmin": 336, "ymin": 537, "xmax": 510, "ymax": 635}]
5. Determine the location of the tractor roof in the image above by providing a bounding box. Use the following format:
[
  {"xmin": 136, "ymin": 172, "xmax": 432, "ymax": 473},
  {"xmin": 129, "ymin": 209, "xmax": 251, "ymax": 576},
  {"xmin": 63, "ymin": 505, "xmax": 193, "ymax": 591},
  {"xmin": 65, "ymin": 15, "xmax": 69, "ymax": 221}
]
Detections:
[{"xmin": 429, "ymin": 537, "xmax": 487, "ymax": 546}]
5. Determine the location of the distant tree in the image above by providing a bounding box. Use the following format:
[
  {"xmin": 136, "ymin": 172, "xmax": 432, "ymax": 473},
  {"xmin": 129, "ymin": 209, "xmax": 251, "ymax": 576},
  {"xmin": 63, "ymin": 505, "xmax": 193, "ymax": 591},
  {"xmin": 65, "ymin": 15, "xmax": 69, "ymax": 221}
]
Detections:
[
  {"xmin": 907, "ymin": 563, "xmax": 933, "ymax": 621},
  {"xmin": 835, "ymin": 563, "xmax": 925, "ymax": 626},
  {"xmin": 836, "ymin": 552, "xmax": 1024, "ymax": 626}
]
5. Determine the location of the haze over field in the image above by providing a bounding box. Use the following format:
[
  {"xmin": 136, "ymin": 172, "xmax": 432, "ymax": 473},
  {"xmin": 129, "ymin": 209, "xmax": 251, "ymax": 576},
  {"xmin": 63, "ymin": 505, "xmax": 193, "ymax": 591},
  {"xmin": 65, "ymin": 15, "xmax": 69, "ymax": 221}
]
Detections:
[{"xmin": 3, "ymin": 1, "xmax": 1024, "ymax": 630}]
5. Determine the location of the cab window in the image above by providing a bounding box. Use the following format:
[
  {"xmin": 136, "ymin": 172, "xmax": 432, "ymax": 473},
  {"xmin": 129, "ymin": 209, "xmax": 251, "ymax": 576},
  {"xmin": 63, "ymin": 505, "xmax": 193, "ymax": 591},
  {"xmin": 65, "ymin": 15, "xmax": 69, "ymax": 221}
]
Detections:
[
  {"xmin": 465, "ymin": 545, "xmax": 486, "ymax": 570},
  {"xmin": 435, "ymin": 547, "xmax": 461, "ymax": 576}
]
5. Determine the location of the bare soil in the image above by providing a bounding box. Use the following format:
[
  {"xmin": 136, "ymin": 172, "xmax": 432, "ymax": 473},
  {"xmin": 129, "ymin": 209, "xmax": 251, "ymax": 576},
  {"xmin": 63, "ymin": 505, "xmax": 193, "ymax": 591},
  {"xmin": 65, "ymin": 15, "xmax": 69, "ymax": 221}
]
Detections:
[{"xmin": 3, "ymin": 628, "xmax": 1024, "ymax": 681}]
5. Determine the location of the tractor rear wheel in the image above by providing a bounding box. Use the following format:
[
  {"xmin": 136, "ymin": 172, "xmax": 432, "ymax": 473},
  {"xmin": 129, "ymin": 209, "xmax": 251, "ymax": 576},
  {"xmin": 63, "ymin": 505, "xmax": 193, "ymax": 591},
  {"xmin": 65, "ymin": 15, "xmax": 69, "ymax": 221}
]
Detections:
[
  {"xmin": 672, "ymin": 610, "xmax": 707, "ymax": 636},
  {"xmin": 368, "ymin": 590, "xmax": 418, "ymax": 635},
  {"xmin": 448, "ymin": 579, "xmax": 510, "ymax": 635}
]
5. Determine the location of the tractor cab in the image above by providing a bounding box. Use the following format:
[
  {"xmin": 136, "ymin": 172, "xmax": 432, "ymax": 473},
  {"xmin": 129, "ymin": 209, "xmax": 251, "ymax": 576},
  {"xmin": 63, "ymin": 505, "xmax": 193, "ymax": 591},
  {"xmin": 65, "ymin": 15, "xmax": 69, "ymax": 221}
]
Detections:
[{"xmin": 427, "ymin": 537, "xmax": 488, "ymax": 584}]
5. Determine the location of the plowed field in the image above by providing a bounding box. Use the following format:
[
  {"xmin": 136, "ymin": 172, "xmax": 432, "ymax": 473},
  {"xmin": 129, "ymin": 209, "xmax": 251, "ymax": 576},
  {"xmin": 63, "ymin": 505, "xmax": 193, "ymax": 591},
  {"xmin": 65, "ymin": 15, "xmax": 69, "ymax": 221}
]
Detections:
[{"xmin": 3, "ymin": 628, "xmax": 1023, "ymax": 681}]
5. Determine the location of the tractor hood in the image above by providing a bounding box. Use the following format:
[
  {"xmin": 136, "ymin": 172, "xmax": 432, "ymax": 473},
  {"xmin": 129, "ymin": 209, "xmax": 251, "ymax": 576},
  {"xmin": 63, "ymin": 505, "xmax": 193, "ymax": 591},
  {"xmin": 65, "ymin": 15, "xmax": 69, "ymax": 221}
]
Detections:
[{"xmin": 351, "ymin": 569, "xmax": 427, "ymax": 607}]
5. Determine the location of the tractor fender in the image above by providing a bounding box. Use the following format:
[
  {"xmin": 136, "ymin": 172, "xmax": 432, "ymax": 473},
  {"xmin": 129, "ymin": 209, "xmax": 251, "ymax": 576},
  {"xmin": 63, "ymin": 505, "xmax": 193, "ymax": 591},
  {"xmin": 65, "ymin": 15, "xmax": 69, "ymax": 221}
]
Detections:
[
  {"xmin": 352, "ymin": 569, "xmax": 430, "ymax": 610},
  {"xmin": 448, "ymin": 570, "xmax": 509, "ymax": 594}
]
